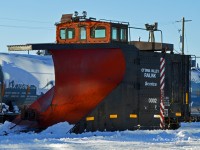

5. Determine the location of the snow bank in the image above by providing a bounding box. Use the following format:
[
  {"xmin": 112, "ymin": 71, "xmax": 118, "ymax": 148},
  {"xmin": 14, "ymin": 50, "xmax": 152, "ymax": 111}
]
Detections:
[
  {"xmin": 41, "ymin": 122, "xmax": 73, "ymax": 135},
  {"xmin": 0, "ymin": 121, "xmax": 26, "ymax": 135},
  {"xmin": 1, "ymin": 121, "xmax": 200, "ymax": 149}
]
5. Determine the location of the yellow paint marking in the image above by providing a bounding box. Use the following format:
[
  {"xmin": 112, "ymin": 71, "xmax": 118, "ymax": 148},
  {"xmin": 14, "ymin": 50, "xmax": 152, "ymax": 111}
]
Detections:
[
  {"xmin": 86, "ymin": 117, "xmax": 94, "ymax": 121},
  {"xmin": 176, "ymin": 112, "xmax": 182, "ymax": 117},
  {"xmin": 110, "ymin": 114, "xmax": 118, "ymax": 119},
  {"xmin": 130, "ymin": 114, "xmax": 137, "ymax": 118}
]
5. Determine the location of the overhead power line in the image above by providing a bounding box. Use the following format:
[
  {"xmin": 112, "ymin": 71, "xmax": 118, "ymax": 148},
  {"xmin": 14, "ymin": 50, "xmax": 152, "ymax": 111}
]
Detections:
[
  {"xmin": 0, "ymin": 24, "xmax": 54, "ymax": 30},
  {"xmin": 0, "ymin": 17, "xmax": 52, "ymax": 24}
]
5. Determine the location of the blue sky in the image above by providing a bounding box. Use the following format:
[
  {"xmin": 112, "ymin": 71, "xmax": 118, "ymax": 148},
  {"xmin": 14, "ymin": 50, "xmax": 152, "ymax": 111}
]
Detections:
[{"xmin": 0, "ymin": 0, "xmax": 199, "ymax": 58}]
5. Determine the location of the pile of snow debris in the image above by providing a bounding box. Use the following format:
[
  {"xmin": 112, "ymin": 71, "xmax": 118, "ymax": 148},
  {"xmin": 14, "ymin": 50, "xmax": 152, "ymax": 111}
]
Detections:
[
  {"xmin": 0, "ymin": 103, "xmax": 9, "ymax": 113},
  {"xmin": 0, "ymin": 103, "xmax": 19, "ymax": 114}
]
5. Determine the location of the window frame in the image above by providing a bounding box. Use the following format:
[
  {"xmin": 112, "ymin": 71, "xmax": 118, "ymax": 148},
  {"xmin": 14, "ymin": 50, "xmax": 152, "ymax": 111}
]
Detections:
[
  {"xmin": 66, "ymin": 28, "xmax": 75, "ymax": 39},
  {"xmin": 120, "ymin": 28, "xmax": 127, "ymax": 42},
  {"xmin": 111, "ymin": 27, "xmax": 119, "ymax": 41},
  {"xmin": 60, "ymin": 28, "xmax": 66, "ymax": 40},
  {"xmin": 111, "ymin": 25, "xmax": 128, "ymax": 42},
  {"xmin": 90, "ymin": 26, "xmax": 106, "ymax": 39},
  {"xmin": 80, "ymin": 26, "xmax": 87, "ymax": 40}
]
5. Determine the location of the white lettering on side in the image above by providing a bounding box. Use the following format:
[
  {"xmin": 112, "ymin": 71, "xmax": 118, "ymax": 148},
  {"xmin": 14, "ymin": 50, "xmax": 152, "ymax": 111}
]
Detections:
[{"xmin": 148, "ymin": 98, "xmax": 157, "ymax": 104}]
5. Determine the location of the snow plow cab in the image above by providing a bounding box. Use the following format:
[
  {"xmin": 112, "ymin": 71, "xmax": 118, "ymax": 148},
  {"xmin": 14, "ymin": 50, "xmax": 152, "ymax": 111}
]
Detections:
[{"xmin": 7, "ymin": 12, "xmax": 191, "ymax": 133}]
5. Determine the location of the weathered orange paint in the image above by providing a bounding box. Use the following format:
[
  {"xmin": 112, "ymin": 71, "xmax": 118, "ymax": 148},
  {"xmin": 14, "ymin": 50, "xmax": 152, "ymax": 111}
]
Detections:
[
  {"xmin": 28, "ymin": 48, "xmax": 125, "ymax": 128},
  {"xmin": 56, "ymin": 21, "xmax": 111, "ymax": 44}
]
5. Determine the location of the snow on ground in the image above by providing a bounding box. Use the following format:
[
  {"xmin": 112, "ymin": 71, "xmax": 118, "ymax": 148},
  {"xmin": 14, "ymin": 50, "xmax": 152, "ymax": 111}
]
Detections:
[{"xmin": 0, "ymin": 121, "xmax": 200, "ymax": 149}]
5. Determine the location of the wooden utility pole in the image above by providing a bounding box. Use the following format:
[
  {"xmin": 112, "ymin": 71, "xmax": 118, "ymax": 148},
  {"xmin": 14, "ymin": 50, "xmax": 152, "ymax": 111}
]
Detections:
[
  {"xmin": 176, "ymin": 17, "xmax": 192, "ymax": 55},
  {"xmin": 182, "ymin": 17, "xmax": 185, "ymax": 55}
]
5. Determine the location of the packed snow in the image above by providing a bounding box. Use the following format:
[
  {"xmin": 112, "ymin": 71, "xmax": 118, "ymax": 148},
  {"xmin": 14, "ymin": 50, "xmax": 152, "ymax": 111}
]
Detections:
[
  {"xmin": 0, "ymin": 121, "xmax": 200, "ymax": 149},
  {"xmin": 0, "ymin": 53, "xmax": 200, "ymax": 149}
]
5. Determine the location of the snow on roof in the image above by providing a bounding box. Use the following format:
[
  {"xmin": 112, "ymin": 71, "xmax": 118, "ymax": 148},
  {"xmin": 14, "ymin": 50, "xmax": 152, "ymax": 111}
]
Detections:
[{"xmin": 0, "ymin": 53, "xmax": 55, "ymax": 94}]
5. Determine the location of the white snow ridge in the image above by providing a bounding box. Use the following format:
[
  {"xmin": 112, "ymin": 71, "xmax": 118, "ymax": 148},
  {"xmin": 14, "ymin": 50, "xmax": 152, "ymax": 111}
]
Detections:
[{"xmin": 0, "ymin": 121, "xmax": 200, "ymax": 149}]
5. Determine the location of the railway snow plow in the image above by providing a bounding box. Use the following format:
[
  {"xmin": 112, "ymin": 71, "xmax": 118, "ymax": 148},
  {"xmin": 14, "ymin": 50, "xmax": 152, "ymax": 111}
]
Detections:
[{"xmin": 7, "ymin": 12, "xmax": 191, "ymax": 133}]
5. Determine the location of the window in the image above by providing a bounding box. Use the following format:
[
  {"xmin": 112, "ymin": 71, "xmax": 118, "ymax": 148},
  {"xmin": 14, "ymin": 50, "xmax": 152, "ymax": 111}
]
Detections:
[
  {"xmin": 66, "ymin": 28, "xmax": 75, "ymax": 39},
  {"xmin": 90, "ymin": 26, "xmax": 106, "ymax": 38},
  {"xmin": 60, "ymin": 29, "xmax": 66, "ymax": 39},
  {"xmin": 120, "ymin": 28, "xmax": 127, "ymax": 41},
  {"xmin": 80, "ymin": 27, "xmax": 86, "ymax": 40},
  {"xmin": 112, "ymin": 27, "xmax": 118, "ymax": 40},
  {"xmin": 60, "ymin": 28, "xmax": 75, "ymax": 40}
]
